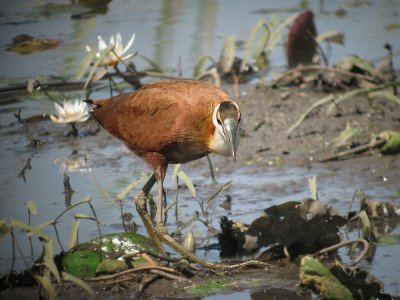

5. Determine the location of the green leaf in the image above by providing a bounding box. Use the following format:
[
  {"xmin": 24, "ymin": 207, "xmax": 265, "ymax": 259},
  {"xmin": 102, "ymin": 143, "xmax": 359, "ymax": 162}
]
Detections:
[
  {"xmin": 379, "ymin": 130, "xmax": 400, "ymax": 155},
  {"xmin": 27, "ymin": 79, "xmax": 35, "ymax": 93},
  {"xmin": 265, "ymin": 13, "xmax": 298, "ymax": 56},
  {"xmin": 25, "ymin": 200, "xmax": 38, "ymax": 215},
  {"xmin": 43, "ymin": 239, "xmax": 60, "ymax": 283},
  {"xmin": 76, "ymin": 47, "xmax": 97, "ymax": 80},
  {"xmin": 308, "ymin": 176, "xmax": 318, "ymax": 200},
  {"xmin": 193, "ymin": 55, "xmax": 209, "ymax": 78},
  {"xmin": 219, "ymin": 35, "xmax": 236, "ymax": 73},
  {"xmin": 358, "ymin": 211, "xmax": 372, "ymax": 240},
  {"xmin": 96, "ymin": 259, "xmax": 128, "ymax": 273},
  {"xmin": 0, "ymin": 218, "xmax": 10, "ymax": 242},
  {"xmin": 240, "ymin": 18, "xmax": 265, "ymax": 73},
  {"xmin": 316, "ymin": 30, "xmax": 345, "ymax": 45},
  {"xmin": 375, "ymin": 234, "xmax": 400, "ymax": 246},
  {"xmin": 207, "ymin": 181, "xmax": 232, "ymax": 205},
  {"xmin": 10, "ymin": 217, "xmax": 50, "ymax": 241},
  {"xmin": 62, "ymin": 249, "xmax": 101, "ymax": 277},
  {"xmin": 171, "ymin": 164, "xmax": 181, "ymax": 183},
  {"xmin": 34, "ymin": 272, "xmax": 56, "ymax": 300},
  {"xmin": 68, "ymin": 220, "xmax": 81, "ymax": 250},
  {"xmin": 331, "ymin": 123, "xmax": 359, "ymax": 148},
  {"xmin": 183, "ymin": 230, "xmax": 196, "ymax": 254},
  {"xmin": 62, "ymin": 271, "xmax": 96, "ymax": 298},
  {"xmin": 252, "ymin": 24, "xmax": 270, "ymax": 62},
  {"xmin": 116, "ymin": 177, "xmax": 145, "ymax": 201},
  {"xmin": 92, "ymin": 68, "xmax": 109, "ymax": 81},
  {"xmin": 368, "ymin": 90, "xmax": 400, "ymax": 105},
  {"xmin": 385, "ymin": 23, "xmax": 400, "ymax": 31},
  {"xmin": 74, "ymin": 213, "xmax": 96, "ymax": 220},
  {"xmin": 84, "ymin": 45, "xmax": 114, "ymax": 89},
  {"xmin": 300, "ymin": 256, "xmax": 354, "ymax": 299},
  {"xmin": 177, "ymin": 170, "xmax": 196, "ymax": 198}
]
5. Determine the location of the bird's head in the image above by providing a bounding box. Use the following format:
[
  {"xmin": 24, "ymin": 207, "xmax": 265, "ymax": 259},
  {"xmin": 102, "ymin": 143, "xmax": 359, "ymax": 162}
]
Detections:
[{"xmin": 212, "ymin": 100, "xmax": 241, "ymax": 161}]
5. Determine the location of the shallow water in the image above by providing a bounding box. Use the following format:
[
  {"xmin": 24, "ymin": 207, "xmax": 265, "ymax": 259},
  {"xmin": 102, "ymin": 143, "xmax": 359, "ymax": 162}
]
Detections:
[{"xmin": 0, "ymin": 0, "xmax": 399, "ymax": 298}]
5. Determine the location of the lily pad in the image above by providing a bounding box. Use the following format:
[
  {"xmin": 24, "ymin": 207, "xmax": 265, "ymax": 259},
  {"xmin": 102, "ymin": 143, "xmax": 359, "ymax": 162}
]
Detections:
[
  {"xmin": 62, "ymin": 232, "xmax": 160, "ymax": 277},
  {"xmin": 185, "ymin": 278, "xmax": 262, "ymax": 297}
]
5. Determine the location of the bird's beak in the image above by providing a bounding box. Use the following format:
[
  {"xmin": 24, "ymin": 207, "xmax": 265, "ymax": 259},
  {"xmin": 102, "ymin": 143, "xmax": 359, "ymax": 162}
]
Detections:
[{"xmin": 223, "ymin": 118, "xmax": 239, "ymax": 162}]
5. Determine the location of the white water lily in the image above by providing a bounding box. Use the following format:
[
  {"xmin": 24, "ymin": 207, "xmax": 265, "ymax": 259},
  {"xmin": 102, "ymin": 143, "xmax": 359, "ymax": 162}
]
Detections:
[
  {"xmin": 50, "ymin": 100, "xmax": 90, "ymax": 124},
  {"xmin": 85, "ymin": 32, "xmax": 135, "ymax": 66}
]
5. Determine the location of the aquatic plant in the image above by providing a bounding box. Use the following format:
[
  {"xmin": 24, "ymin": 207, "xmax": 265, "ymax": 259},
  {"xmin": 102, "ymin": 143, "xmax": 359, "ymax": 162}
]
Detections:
[
  {"xmin": 85, "ymin": 33, "xmax": 136, "ymax": 67},
  {"xmin": 50, "ymin": 100, "xmax": 90, "ymax": 136}
]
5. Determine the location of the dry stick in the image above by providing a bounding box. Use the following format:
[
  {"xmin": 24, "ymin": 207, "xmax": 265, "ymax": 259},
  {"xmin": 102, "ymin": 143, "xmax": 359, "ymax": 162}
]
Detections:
[
  {"xmin": 85, "ymin": 265, "xmax": 182, "ymax": 282},
  {"xmin": 150, "ymin": 269, "xmax": 189, "ymax": 281},
  {"xmin": 317, "ymin": 138, "xmax": 386, "ymax": 162},
  {"xmin": 271, "ymin": 65, "xmax": 375, "ymax": 87},
  {"xmin": 6, "ymin": 228, "xmax": 17, "ymax": 284},
  {"xmin": 88, "ymin": 202, "xmax": 103, "ymax": 260},
  {"xmin": 311, "ymin": 238, "xmax": 369, "ymax": 267},
  {"xmin": 286, "ymin": 82, "xmax": 397, "ymax": 136},
  {"xmin": 136, "ymin": 273, "xmax": 159, "ymax": 295},
  {"xmin": 135, "ymin": 189, "xmax": 274, "ymax": 271}
]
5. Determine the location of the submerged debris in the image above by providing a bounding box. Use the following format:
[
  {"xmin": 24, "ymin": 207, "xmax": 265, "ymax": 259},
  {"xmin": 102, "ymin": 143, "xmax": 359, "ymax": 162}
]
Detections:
[
  {"xmin": 299, "ymin": 256, "xmax": 391, "ymax": 300},
  {"xmin": 219, "ymin": 199, "xmax": 346, "ymax": 258},
  {"xmin": 7, "ymin": 34, "xmax": 59, "ymax": 54}
]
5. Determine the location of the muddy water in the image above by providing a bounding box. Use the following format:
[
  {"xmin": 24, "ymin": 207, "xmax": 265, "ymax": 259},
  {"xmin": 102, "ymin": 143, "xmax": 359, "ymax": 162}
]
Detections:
[{"xmin": 0, "ymin": 0, "xmax": 399, "ymax": 298}]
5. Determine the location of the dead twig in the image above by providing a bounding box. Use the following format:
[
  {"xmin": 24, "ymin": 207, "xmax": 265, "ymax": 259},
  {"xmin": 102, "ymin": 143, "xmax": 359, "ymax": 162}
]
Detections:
[
  {"xmin": 149, "ymin": 269, "xmax": 189, "ymax": 281},
  {"xmin": 311, "ymin": 238, "xmax": 369, "ymax": 267},
  {"xmin": 317, "ymin": 138, "xmax": 386, "ymax": 162},
  {"xmin": 85, "ymin": 266, "xmax": 182, "ymax": 282},
  {"xmin": 272, "ymin": 65, "xmax": 375, "ymax": 87}
]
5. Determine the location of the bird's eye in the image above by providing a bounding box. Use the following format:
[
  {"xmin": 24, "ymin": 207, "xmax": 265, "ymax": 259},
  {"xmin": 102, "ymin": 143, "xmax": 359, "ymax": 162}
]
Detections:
[{"xmin": 217, "ymin": 119, "xmax": 222, "ymax": 125}]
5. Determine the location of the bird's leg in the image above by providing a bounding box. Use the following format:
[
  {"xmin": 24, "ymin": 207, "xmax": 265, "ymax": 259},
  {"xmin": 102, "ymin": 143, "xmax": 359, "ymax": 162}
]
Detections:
[{"xmin": 134, "ymin": 174, "xmax": 165, "ymax": 253}]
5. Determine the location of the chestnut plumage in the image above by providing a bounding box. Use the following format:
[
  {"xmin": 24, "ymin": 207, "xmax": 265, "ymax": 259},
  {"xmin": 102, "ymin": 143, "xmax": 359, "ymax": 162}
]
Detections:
[{"xmin": 85, "ymin": 79, "xmax": 241, "ymax": 247}]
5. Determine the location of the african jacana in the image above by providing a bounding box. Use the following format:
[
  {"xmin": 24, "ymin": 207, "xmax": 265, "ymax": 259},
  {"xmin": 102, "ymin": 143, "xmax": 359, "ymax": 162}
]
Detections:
[{"xmin": 85, "ymin": 79, "xmax": 241, "ymax": 251}]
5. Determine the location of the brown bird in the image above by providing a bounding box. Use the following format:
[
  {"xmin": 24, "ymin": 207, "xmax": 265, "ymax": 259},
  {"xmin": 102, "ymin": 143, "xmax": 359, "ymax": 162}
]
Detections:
[{"xmin": 85, "ymin": 79, "xmax": 241, "ymax": 250}]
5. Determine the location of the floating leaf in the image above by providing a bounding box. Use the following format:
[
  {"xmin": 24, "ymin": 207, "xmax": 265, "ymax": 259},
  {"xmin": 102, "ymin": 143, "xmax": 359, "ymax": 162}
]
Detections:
[
  {"xmin": 62, "ymin": 272, "xmax": 96, "ymax": 298},
  {"xmin": 316, "ymin": 30, "xmax": 345, "ymax": 45},
  {"xmin": 375, "ymin": 234, "xmax": 400, "ymax": 246},
  {"xmin": 185, "ymin": 278, "xmax": 262, "ymax": 297},
  {"xmin": 177, "ymin": 170, "xmax": 196, "ymax": 198},
  {"xmin": 25, "ymin": 200, "xmax": 38, "ymax": 215},
  {"xmin": 68, "ymin": 220, "xmax": 81, "ymax": 250},
  {"xmin": 385, "ymin": 23, "xmax": 400, "ymax": 31},
  {"xmin": 96, "ymin": 259, "xmax": 128, "ymax": 274},
  {"xmin": 62, "ymin": 232, "xmax": 160, "ymax": 277},
  {"xmin": 62, "ymin": 248, "xmax": 102, "ymax": 278}
]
